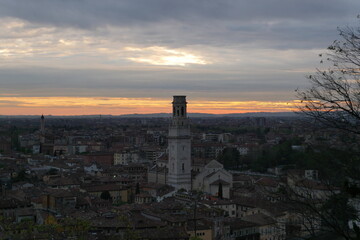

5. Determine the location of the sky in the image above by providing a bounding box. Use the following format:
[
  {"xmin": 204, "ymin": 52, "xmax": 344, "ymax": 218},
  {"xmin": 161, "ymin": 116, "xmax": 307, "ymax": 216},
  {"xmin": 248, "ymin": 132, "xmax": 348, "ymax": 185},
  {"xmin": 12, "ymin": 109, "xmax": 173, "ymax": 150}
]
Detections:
[{"xmin": 0, "ymin": 0, "xmax": 359, "ymax": 115}]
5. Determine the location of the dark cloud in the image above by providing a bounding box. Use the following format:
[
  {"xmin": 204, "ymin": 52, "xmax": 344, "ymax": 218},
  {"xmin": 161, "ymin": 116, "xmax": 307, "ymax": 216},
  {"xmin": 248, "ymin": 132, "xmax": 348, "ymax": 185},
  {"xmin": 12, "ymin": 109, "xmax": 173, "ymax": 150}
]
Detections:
[
  {"xmin": 0, "ymin": 66, "xmax": 304, "ymax": 101},
  {"xmin": 0, "ymin": 0, "xmax": 358, "ymax": 49},
  {"xmin": 0, "ymin": 0, "xmax": 357, "ymax": 28}
]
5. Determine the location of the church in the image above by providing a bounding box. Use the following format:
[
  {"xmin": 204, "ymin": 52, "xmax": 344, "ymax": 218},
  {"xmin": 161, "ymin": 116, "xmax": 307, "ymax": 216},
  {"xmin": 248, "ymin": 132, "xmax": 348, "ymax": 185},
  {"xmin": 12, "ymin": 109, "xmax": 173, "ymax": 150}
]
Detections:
[{"xmin": 148, "ymin": 96, "xmax": 232, "ymax": 198}]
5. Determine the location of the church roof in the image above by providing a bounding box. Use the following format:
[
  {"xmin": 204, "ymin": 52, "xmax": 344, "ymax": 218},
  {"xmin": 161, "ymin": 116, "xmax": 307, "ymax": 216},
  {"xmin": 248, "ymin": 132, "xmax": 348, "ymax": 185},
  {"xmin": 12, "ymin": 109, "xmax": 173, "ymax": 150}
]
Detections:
[
  {"xmin": 204, "ymin": 160, "xmax": 223, "ymax": 169},
  {"xmin": 210, "ymin": 179, "xmax": 230, "ymax": 185},
  {"xmin": 148, "ymin": 165, "xmax": 167, "ymax": 173},
  {"xmin": 204, "ymin": 168, "xmax": 231, "ymax": 179},
  {"xmin": 205, "ymin": 171, "xmax": 217, "ymax": 179},
  {"xmin": 241, "ymin": 213, "xmax": 276, "ymax": 226}
]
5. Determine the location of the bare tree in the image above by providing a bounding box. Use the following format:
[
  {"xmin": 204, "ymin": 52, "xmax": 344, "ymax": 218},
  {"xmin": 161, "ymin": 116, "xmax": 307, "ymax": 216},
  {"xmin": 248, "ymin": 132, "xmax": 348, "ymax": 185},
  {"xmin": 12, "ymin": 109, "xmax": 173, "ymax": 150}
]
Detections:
[
  {"xmin": 293, "ymin": 16, "xmax": 360, "ymax": 239},
  {"xmin": 296, "ymin": 16, "xmax": 360, "ymax": 135},
  {"xmin": 281, "ymin": 175, "xmax": 358, "ymax": 240}
]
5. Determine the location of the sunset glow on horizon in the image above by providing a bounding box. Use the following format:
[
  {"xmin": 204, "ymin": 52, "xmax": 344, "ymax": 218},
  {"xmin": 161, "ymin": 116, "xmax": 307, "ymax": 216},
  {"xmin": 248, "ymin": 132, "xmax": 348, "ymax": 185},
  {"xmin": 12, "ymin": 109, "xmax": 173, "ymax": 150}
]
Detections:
[{"xmin": 0, "ymin": 96, "xmax": 298, "ymax": 115}]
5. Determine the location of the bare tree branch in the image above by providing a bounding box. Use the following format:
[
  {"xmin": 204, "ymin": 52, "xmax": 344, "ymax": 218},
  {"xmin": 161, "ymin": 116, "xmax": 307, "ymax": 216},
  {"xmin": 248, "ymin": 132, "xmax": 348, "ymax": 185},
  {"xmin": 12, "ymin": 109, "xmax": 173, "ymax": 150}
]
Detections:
[{"xmin": 297, "ymin": 17, "xmax": 360, "ymax": 136}]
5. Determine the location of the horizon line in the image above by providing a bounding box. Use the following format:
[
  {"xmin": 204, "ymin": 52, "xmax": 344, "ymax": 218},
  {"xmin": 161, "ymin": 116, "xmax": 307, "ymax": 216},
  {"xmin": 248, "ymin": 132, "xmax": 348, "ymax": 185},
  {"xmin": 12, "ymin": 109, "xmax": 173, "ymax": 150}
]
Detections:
[{"xmin": 0, "ymin": 111, "xmax": 298, "ymax": 117}]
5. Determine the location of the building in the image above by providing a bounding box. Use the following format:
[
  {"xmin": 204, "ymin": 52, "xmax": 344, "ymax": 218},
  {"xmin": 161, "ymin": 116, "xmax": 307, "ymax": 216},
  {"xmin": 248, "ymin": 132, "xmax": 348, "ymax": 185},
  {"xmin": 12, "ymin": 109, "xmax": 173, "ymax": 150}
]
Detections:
[
  {"xmin": 82, "ymin": 152, "xmax": 114, "ymax": 167},
  {"xmin": 82, "ymin": 184, "xmax": 131, "ymax": 204},
  {"xmin": 148, "ymin": 165, "xmax": 168, "ymax": 185},
  {"xmin": 193, "ymin": 160, "xmax": 233, "ymax": 198},
  {"xmin": 223, "ymin": 218, "xmax": 260, "ymax": 240},
  {"xmin": 167, "ymin": 96, "xmax": 191, "ymax": 191},
  {"xmin": 242, "ymin": 213, "xmax": 285, "ymax": 240},
  {"xmin": 114, "ymin": 151, "xmax": 140, "ymax": 165}
]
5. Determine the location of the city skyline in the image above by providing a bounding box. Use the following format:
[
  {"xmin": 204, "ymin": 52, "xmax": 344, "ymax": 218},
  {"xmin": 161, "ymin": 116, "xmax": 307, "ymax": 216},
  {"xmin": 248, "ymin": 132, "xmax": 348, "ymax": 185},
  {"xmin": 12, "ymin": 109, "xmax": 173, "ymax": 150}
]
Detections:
[{"xmin": 0, "ymin": 1, "xmax": 359, "ymax": 115}]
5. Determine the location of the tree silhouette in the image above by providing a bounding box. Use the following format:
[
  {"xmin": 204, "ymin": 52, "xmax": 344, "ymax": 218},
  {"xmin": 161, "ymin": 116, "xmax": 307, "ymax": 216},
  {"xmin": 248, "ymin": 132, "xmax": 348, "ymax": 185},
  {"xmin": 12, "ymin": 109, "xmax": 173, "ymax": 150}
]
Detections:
[
  {"xmin": 297, "ymin": 16, "xmax": 360, "ymax": 135},
  {"xmin": 218, "ymin": 181, "xmax": 223, "ymax": 199},
  {"xmin": 100, "ymin": 190, "xmax": 112, "ymax": 201},
  {"xmin": 295, "ymin": 16, "xmax": 360, "ymax": 239},
  {"xmin": 218, "ymin": 148, "xmax": 240, "ymax": 169},
  {"xmin": 135, "ymin": 182, "xmax": 140, "ymax": 195}
]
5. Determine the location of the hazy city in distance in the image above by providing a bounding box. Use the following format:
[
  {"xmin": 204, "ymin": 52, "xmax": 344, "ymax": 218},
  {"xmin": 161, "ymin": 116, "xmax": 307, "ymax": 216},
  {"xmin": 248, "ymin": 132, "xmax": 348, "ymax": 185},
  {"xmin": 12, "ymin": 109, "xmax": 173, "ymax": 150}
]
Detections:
[{"xmin": 1, "ymin": 1, "xmax": 360, "ymax": 240}]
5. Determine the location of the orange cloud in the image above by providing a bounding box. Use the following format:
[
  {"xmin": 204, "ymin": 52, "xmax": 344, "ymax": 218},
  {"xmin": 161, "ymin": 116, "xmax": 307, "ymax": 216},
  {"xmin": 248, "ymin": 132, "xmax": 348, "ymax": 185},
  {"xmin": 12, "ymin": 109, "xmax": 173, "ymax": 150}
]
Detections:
[{"xmin": 0, "ymin": 97, "xmax": 298, "ymax": 115}]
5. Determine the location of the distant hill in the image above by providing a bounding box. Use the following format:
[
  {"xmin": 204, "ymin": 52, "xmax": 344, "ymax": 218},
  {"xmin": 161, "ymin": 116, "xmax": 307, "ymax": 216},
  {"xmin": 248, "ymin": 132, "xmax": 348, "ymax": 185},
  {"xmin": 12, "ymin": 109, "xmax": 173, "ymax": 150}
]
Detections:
[
  {"xmin": 216, "ymin": 112, "xmax": 298, "ymax": 118},
  {"xmin": 0, "ymin": 112, "xmax": 299, "ymax": 118},
  {"xmin": 120, "ymin": 113, "xmax": 217, "ymax": 118},
  {"xmin": 120, "ymin": 112, "xmax": 298, "ymax": 118}
]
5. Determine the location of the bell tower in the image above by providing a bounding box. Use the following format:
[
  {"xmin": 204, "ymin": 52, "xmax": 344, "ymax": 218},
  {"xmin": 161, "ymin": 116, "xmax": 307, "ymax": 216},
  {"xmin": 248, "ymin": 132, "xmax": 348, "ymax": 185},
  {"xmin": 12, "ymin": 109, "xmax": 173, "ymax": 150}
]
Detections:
[
  {"xmin": 40, "ymin": 115, "xmax": 45, "ymax": 144},
  {"xmin": 39, "ymin": 114, "xmax": 45, "ymax": 154},
  {"xmin": 40, "ymin": 115, "xmax": 45, "ymax": 134},
  {"xmin": 167, "ymin": 96, "xmax": 191, "ymax": 190}
]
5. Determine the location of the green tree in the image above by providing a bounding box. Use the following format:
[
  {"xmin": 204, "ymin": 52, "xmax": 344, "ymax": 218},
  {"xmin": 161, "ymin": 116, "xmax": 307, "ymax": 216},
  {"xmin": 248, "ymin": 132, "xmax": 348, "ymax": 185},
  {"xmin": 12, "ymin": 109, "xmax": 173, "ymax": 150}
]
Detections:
[
  {"xmin": 13, "ymin": 169, "xmax": 28, "ymax": 182},
  {"xmin": 46, "ymin": 168, "xmax": 59, "ymax": 175},
  {"xmin": 218, "ymin": 147, "xmax": 240, "ymax": 169},
  {"xmin": 62, "ymin": 217, "xmax": 90, "ymax": 240},
  {"xmin": 118, "ymin": 215, "xmax": 140, "ymax": 240},
  {"xmin": 10, "ymin": 126, "xmax": 20, "ymax": 151},
  {"xmin": 100, "ymin": 190, "xmax": 112, "ymax": 201}
]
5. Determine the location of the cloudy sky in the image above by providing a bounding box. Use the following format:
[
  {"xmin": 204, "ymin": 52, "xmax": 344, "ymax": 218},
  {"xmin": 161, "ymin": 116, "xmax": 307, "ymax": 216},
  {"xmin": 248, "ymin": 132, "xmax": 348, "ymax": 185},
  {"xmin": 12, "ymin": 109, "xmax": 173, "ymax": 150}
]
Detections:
[{"xmin": 0, "ymin": 0, "xmax": 359, "ymax": 115}]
